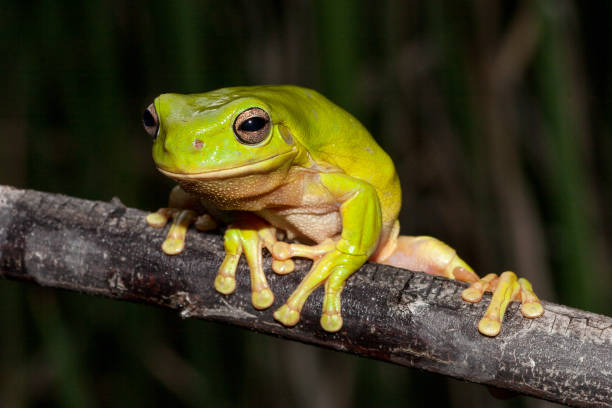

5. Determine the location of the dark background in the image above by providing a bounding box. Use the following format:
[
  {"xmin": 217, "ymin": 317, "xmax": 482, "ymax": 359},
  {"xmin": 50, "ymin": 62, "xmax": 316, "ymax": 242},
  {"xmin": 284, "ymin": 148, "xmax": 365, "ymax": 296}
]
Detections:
[{"xmin": 0, "ymin": 1, "xmax": 610, "ymax": 407}]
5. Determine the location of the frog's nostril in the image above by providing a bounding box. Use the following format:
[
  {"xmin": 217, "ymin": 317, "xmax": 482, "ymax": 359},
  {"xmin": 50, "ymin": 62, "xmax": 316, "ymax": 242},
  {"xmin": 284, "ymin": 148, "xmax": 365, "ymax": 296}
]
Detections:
[{"xmin": 193, "ymin": 139, "xmax": 204, "ymax": 150}]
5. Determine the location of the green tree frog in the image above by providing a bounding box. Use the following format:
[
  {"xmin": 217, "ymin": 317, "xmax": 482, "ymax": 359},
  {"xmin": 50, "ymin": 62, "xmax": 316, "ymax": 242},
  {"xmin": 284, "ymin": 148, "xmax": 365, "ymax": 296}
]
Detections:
[{"xmin": 142, "ymin": 85, "xmax": 544, "ymax": 337}]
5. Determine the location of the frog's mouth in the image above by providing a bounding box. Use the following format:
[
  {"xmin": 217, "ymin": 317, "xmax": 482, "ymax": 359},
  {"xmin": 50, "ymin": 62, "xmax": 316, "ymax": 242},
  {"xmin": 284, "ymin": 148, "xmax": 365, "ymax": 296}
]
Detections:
[{"xmin": 156, "ymin": 149, "xmax": 297, "ymax": 181}]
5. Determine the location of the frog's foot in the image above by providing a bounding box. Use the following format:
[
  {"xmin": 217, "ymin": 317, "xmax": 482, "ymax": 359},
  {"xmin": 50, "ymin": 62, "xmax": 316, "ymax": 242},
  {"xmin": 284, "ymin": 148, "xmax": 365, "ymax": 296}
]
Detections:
[
  {"xmin": 378, "ymin": 235, "xmax": 544, "ymax": 337},
  {"xmin": 462, "ymin": 272, "xmax": 544, "ymax": 336},
  {"xmin": 272, "ymin": 248, "xmax": 366, "ymax": 332},
  {"xmin": 269, "ymin": 240, "xmax": 336, "ymax": 327},
  {"xmin": 146, "ymin": 208, "xmax": 216, "ymax": 255},
  {"xmin": 214, "ymin": 219, "xmax": 309, "ymax": 310},
  {"xmin": 146, "ymin": 185, "xmax": 218, "ymax": 254}
]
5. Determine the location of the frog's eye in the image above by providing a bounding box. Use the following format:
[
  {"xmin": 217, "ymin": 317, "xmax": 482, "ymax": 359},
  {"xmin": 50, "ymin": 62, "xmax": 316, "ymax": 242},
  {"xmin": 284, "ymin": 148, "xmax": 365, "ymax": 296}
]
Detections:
[
  {"xmin": 143, "ymin": 103, "xmax": 160, "ymax": 140},
  {"xmin": 233, "ymin": 107, "xmax": 271, "ymax": 145}
]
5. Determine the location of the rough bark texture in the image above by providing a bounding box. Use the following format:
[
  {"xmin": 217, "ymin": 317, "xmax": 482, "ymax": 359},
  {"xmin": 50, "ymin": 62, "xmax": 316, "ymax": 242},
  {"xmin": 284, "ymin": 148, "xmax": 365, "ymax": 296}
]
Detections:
[{"xmin": 0, "ymin": 185, "xmax": 610, "ymax": 407}]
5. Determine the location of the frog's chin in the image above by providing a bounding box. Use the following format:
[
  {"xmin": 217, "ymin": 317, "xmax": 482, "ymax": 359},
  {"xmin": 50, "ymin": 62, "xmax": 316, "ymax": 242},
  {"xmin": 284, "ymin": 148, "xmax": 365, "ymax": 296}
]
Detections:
[{"xmin": 156, "ymin": 149, "xmax": 297, "ymax": 181}]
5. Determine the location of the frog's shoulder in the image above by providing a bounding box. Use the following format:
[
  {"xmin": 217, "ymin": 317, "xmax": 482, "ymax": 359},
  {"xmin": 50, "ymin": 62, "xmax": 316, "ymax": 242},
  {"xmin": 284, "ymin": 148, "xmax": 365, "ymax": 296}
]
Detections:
[{"xmin": 262, "ymin": 86, "xmax": 401, "ymax": 225}]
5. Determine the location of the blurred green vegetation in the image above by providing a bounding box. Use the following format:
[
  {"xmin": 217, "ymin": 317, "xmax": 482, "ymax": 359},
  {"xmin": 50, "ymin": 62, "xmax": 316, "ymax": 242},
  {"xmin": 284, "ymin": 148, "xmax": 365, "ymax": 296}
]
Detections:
[{"xmin": 0, "ymin": 1, "xmax": 609, "ymax": 407}]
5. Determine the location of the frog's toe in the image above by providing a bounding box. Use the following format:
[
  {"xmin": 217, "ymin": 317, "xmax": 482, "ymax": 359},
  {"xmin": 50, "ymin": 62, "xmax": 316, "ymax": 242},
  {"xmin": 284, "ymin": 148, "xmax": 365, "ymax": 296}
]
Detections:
[
  {"xmin": 320, "ymin": 312, "xmax": 343, "ymax": 332},
  {"xmin": 462, "ymin": 273, "xmax": 497, "ymax": 303},
  {"xmin": 461, "ymin": 287, "xmax": 483, "ymax": 302},
  {"xmin": 271, "ymin": 241, "xmax": 292, "ymax": 260},
  {"xmin": 476, "ymin": 271, "xmax": 520, "ymax": 337},
  {"xmin": 146, "ymin": 211, "xmax": 168, "ymax": 228},
  {"xmin": 521, "ymin": 301, "xmax": 544, "ymax": 318},
  {"xmin": 161, "ymin": 237, "xmax": 185, "ymax": 255},
  {"xmin": 252, "ymin": 288, "xmax": 274, "ymax": 310},
  {"xmin": 272, "ymin": 259, "xmax": 295, "ymax": 275},
  {"xmin": 271, "ymin": 239, "xmax": 336, "ymax": 261},
  {"xmin": 518, "ymin": 278, "xmax": 544, "ymax": 318},
  {"xmin": 478, "ymin": 317, "xmax": 502, "ymax": 337},
  {"xmin": 274, "ymin": 304, "xmax": 300, "ymax": 326},
  {"xmin": 214, "ymin": 274, "xmax": 236, "ymax": 295}
]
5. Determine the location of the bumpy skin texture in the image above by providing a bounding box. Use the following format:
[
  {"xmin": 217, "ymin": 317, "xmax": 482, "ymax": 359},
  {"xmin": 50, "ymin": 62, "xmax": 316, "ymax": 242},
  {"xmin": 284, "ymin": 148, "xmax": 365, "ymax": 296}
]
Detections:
[{"xmin": 144, "ymin": 85, "xmax": 543, "ymax": 336}]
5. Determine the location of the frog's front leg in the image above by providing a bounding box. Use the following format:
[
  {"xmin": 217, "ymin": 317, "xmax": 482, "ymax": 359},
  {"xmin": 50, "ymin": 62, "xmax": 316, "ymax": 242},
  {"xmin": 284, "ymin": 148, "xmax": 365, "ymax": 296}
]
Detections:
[
  {"xmin": 146, "ymin": 185, "xmax": 217, "ymax": 254},
  {"xmin": 214, "ymin": 217, "xmax": 294, "ymax": 309},
  {"xmin": 146, "ymin": 186, "xmax": 293, "ymax": 310},
  {"xmin": 378, "ymin": 235, "xmax": 544, "ymax": 336},
  {"xmin": 273, "ymin": 173, "xmax": 381, "ymax": 332}
]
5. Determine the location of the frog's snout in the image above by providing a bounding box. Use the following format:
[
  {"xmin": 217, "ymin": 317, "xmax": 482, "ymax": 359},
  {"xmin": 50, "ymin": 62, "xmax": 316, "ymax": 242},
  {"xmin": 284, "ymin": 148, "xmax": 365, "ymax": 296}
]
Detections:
[{"xmin": 142, "ymin": 103, "xmax": 160, "ymax": 141}]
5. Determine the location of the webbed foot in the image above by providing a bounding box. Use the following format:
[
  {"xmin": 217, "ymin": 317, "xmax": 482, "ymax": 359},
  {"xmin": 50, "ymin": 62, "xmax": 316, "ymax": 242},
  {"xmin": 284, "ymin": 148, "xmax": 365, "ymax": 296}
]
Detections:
[
  {"xmin": 146, "ymin": 185, "xmax": 217, "ymax": 255},
  {"xmin": 147, "ymin": 208, "xmax": 216, "ymax": 254},
  {"xmin": 462, "ymin": 271, "xmax": 544, "ymax": 336}
]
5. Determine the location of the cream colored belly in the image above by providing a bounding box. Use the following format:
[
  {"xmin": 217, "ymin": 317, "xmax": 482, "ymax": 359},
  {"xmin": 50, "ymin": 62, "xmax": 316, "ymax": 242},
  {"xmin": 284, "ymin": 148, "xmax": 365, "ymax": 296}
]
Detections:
[{"xmin": 257, "ymin": 208, "xmax": 342, "ymax": 244}]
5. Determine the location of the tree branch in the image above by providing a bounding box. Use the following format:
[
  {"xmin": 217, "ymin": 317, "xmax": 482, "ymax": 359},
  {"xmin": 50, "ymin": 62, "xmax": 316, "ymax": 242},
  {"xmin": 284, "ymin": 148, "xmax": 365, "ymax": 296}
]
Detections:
[{"xmin": 0, "ymin": 185, "xmax": 610, "ymax": 407}]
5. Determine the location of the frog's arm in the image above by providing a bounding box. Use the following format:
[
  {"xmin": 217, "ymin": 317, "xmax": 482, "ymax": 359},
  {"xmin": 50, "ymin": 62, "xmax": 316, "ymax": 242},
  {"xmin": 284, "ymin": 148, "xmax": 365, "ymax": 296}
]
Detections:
[
  {"xmin": 273, "ymin": 172, "xmax": 381, "ymax": 332},
  {"xmin": 146, "ymin": 186, "xmax": 295, "ymax": 310},
  {"xmin": 270, "ymin": 171, "xmax": 544, "ymax": 335},
  {"xmin": 146, "ymin": 186, "xmax": 217, "ymax": 254}
]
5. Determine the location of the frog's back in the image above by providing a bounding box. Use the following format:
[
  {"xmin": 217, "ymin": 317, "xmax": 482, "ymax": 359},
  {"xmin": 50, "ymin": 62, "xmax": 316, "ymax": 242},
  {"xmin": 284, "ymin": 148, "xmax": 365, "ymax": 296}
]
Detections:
[{"xmin": 249, "ymin": 85, "xmax": 401, "ymax": 228}]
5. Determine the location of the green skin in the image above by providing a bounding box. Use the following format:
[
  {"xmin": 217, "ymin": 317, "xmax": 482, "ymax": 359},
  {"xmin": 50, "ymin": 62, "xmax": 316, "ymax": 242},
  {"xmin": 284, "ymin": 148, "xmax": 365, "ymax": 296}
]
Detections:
[{"xmin": 145, "ymin": 85, "xmax": 543, "ymax": 335}]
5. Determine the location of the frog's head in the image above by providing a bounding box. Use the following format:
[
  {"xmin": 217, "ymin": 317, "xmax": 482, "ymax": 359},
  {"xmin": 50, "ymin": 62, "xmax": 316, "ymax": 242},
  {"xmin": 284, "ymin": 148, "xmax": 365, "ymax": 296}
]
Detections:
[{"xmin": 143, "ymin": 88, "xmax": 301, "ymax": 205}]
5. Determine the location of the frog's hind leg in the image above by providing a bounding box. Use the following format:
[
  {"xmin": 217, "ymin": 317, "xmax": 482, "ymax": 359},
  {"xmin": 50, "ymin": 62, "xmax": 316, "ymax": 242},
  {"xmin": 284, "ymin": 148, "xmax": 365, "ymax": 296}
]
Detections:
[
  {"xmin": 376, "ymin": 235, "xmax": 544, "ymax": 336},
  {"xmin": 377, "ymin": 235, "xmax": 480, "ymax": 282}
]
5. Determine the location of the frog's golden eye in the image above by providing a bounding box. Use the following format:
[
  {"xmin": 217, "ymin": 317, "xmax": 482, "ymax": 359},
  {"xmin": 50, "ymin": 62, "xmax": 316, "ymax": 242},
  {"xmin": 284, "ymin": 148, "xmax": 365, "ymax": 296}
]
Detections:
[
  {"xmin": 233, "ymin": 107, "xmax": 271, "ymax": 145},
  {"xmin": 143, "ymin": 103, "xmax": 160, "ymax": 140}
]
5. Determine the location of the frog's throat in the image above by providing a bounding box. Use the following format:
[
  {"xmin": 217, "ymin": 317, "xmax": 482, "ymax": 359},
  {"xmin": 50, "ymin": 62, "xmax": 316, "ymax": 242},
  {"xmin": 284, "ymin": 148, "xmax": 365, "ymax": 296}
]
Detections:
[{"xmin": 157, "ymin": 149, "xmax": 298, "ymax": 181}]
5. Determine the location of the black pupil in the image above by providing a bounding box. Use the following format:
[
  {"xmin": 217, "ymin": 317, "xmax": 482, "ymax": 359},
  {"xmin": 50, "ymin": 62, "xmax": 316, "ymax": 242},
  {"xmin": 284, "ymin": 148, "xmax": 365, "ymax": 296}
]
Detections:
[
  {"xmin": 239, "ymin": 116, "xmax": 267, "ymax": 132},
  {"xmin": 143, "ymin": 109, "xmax": 156, "ymax": 127}
]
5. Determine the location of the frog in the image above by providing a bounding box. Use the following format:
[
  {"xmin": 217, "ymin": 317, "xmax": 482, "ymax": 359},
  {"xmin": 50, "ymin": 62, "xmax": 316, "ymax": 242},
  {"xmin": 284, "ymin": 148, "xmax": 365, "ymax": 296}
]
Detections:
[{"xmin": 142, "ymin": 85, "xmax": 544, "ymax": 337}]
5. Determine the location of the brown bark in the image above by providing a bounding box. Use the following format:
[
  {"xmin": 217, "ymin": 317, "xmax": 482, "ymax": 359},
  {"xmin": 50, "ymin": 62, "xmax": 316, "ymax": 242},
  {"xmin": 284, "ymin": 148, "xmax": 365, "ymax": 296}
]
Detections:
[{"xmin": 0, "ymin": 185, "xmax": 610, "ymax": 407}]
